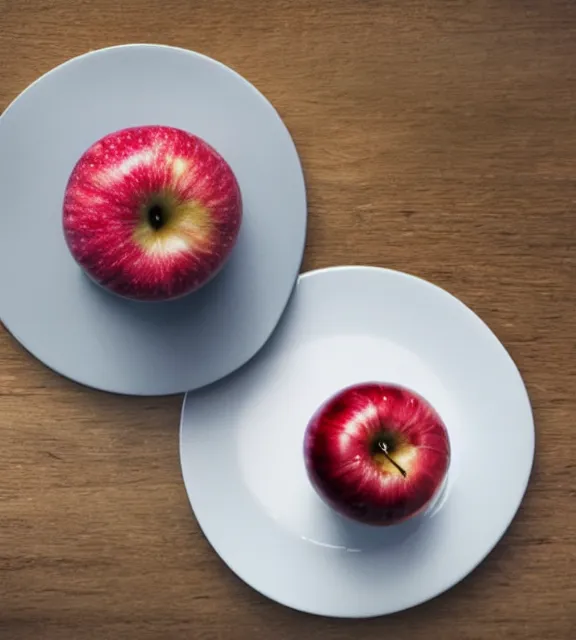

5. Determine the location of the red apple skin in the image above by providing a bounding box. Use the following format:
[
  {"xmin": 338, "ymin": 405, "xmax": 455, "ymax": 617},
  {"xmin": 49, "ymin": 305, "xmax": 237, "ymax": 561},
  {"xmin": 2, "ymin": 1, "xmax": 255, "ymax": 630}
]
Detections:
[
  {"xmin": 63, "ymin": 126, "xmax": 242, "ymax": 301},
  {"xmin": 304, "ymin": 383, "xmax": 450, "ymax": 526}
]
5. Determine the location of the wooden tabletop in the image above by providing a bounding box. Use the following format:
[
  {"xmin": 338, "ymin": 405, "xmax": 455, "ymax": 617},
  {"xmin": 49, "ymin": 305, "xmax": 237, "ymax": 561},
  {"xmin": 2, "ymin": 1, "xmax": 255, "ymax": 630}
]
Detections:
[{"xmin": 1, "ymin": 1, "xmax": 575, "ymax": 638}]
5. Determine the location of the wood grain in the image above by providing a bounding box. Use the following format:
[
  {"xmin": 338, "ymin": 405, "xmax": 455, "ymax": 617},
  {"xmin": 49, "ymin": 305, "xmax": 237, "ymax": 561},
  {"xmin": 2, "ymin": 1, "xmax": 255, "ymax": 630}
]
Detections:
[{"xmin": 1, "ymin": 0, "xmax": 575, "ymax": 638}]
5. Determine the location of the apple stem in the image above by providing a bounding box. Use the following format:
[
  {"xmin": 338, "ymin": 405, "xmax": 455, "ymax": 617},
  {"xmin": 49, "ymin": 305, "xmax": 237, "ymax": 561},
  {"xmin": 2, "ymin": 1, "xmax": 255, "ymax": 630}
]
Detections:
[{"xmin": 378, "ymin": 441, "xmax": 407, "ymax": 477}]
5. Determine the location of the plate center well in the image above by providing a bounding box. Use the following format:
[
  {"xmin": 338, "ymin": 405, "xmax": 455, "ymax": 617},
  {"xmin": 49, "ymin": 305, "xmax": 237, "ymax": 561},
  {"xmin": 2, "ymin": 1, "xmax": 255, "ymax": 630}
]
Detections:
[{"xmin": 237, "ymin": 333, "xmax": 462, "ymax": 551}]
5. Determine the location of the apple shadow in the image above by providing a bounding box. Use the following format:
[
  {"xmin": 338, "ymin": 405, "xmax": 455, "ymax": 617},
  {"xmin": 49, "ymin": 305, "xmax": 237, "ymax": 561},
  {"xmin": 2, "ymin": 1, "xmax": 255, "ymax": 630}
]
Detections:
[
  {"xmin": 329, "ymin": 467, "xmax": 451, "ymax": 554},
  {"xmin": 83, "ymin": 264, "xmax": 225, "ymax": 326},
  {"xmin": 79, "ymin": 257, "xmax": 241, "ymax": 385},
  {"xmin": 326, "ymin": 506, "xmax": 433, "ymax": 554}
]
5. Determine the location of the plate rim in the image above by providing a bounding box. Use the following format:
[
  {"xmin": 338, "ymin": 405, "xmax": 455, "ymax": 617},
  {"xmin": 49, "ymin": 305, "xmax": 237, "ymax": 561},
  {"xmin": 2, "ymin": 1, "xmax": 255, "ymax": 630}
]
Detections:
[
  {"xmin": 0, "ymin": 43, "xmax": 280, "ymax": 122},
  {"xmin": 180, "ymin": 265, "xmax": 535, "ymax": 617}
]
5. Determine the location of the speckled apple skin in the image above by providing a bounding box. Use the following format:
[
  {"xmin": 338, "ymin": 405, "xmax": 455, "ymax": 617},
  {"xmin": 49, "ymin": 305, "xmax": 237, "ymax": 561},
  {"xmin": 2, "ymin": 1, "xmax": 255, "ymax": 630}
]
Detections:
[
  {"xmin": 63, "ymin": 126, "xmax": 242, "ymax": 301},
  {"xmin": 304, "ymin": 383, "xmax": 451, "ymax": 526}
]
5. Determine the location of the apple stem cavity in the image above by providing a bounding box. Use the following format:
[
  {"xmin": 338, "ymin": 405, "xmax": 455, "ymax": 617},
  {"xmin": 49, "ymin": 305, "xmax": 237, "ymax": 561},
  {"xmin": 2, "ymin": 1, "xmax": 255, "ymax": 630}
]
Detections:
[
  {"xmin": 148, "ymin": 204, "xmax": 166, "ymax": 231},
  {"xmin": 377, "ymin": 441, "xmax": 407, "ymax": 478}
]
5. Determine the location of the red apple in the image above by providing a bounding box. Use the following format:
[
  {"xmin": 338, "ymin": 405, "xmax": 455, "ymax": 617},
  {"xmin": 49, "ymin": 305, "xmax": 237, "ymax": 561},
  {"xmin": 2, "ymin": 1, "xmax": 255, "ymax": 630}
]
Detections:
[
  {"xmin": 63, "ymin": 125, "xmax": 242, "ymax": 301},
  {"xmin": 304, "ymin": 383, "xmax": 450, "ymax": 526}
]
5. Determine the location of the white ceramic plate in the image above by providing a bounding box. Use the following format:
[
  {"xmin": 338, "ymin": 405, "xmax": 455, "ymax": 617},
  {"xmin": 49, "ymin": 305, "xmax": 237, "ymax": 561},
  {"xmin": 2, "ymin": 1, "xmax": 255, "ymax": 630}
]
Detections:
[
  {"xmin": 180, "ymin": 266, "xmax": 534, "ymax": 617},
  {"xmin": 0, "ymin": 44, "xmax": 306, "ymax": 395}
]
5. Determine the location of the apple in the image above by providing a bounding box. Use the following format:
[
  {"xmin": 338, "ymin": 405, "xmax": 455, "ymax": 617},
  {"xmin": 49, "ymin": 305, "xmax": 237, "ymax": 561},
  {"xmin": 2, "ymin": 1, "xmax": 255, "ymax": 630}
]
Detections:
[
  {"xmin": 63, "ymin": 125, "xmax": 242, "ymax": 301},
  {"xmin": 304, "ymin": 383, "xmax": 450, "ymax": 526}
]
